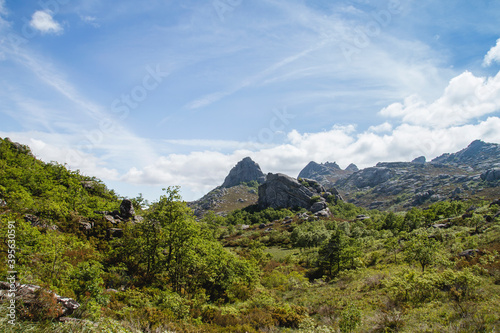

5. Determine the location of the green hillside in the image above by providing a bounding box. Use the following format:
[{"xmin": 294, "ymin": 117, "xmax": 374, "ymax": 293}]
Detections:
[{"xmin": 1, "ymin": 138, "xmax": 500, "ymax": 332}]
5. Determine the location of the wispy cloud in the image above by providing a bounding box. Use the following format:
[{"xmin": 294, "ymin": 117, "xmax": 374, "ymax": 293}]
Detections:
[
  {"xmin": 30, "ymin": 10, "xmax": 63, "ymax": 35},
  {"xmin": 0, "ymin": 0, "xmax": 6, "ymax": 16}
]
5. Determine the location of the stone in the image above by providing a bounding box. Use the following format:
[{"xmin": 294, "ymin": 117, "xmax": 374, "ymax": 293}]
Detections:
[
  {"xmin": 412, "ymin": 156, "xmax": 426, "ymax": 164},
  {"xmin": 104, "ymin": 215, "xmax": 119, "ymax": 224},
  {"xmin": 24, "ymin": 214, "xmax": 57, "ymax": 230},
  {"xmin": 458, "ymin": 249, "xmax": 479, "ymax": 258},
  {"xmin": 222, "ymin": 157, "xmax": 266, "ymax": 188},
  {"xmin": 432, "ymin": 223, "xmax": 451, "ymax": 229},
  {"xmin": 345, "ymin": 163, "xmax": 359, "ymax": 172},
  {"xmin": 0, "ymin": 282, "xmax": 80, "ymax": 316},
  {"xmin": 351, "ymin": 167, "xmax": 394, "ymax": 188},
  {"xmin": 119, "ymin": 199, "xmax": 135, "ymax": 219},
  {"xmin": 310, "ymin": 201, "xmax": 328, "ymax": 213},
  {"xmin": 480, "ymin": 169, "xmax": 500, "ymax": 182},
  {"xmin": 258, "ymin": 173, "xmax": 315, "ymax": 210},
  {"xmin": 79, "ymin": 222, "xmax": 92, "ymax": 231},
  {"xmin": 107, "ymin": 228, "xmax": 123, "ymax": 238},
  {"xmin": 315, "ymin": 209, "xmax": 331, "ymax": 217}
]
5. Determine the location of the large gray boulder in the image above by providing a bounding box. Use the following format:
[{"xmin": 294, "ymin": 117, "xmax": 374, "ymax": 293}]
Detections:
[
  {"xmin": 480, "ymin": 169, "xmax": 500, "ymax": 182},
  {"xmin": 258, "ymin": 173, "xmax": 314, "ymax": 209},
  {"xmin": 119, "ymin": 199, "xmax": 135, "ymax": 219},
  {"xmin": 351, "ymin": 167, "xmax": 394, "ymax": 188},
  {"xmin": 222, "ymin": 157, "xmax": 266, "ymax": 188},
  {"xmin": 258, "ymin": 173, "xmax": 332, "ymax": 216}
]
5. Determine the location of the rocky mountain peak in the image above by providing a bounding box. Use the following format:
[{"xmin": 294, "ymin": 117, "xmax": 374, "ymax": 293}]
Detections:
[
  {"xmin": 221, "ymin": 157, "xmax": 266, "ymax": 188},
  {"xmin": 431, "ymin": 140, "xmax": 500, "ymax": 170},
  {"xmin": 298, "ymin": 161, "xmax": 357, "ymax": 184},
  {"xmin": 345, "ymin": 163, "xmax": 359, "ymax": 172}
]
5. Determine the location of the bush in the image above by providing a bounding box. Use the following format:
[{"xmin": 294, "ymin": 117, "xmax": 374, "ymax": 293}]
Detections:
[{"xmin": 339, "ymin": 303, "xmax": 361, "ymax": 333}]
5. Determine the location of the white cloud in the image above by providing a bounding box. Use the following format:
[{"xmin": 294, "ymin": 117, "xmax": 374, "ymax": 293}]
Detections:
[
  {"xmin": 368, "ymin": 122, "xmax": 393, "ymax": 133},
  {"xmin": 380, "ymin": 70, "xmax": 500, "ymax": 128},
  {"xmin": 30, "ymin": 10, "xmax": 63, "ymax": 35},
  {"xmin": 483, "ymin": 38, "xmax": 500, "ymax": 67},
  {"xmin": 119, "ymin": 69, "xmax": 500, "ymax": 201},
  {"xmin": 0, "ymin": 131, "xmax": 119, "ymax": 180},
  {"xmin": 118, "ymin": 115, "xmax": 500, "ymax": 201}
]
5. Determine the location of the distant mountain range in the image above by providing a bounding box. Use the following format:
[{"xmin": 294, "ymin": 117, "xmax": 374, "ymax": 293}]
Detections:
[{"xmin": 190, "ymin": 140, "xmax": 500, "ymax": 215}]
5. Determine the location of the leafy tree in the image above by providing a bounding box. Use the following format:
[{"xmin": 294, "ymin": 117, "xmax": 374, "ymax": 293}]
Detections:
[
  {"xmin": 403, "ymin": 233, "xmax": 441, "ymax": 272},
  {"xmin": 382, "ymin": 212, "xmax": 404, "ymax": 231},
  {"xmin": 318, "ymin": 230, "xmax": 362, "ymax": 278},
  {"xmin": 404, "ymin": 207, "xmax": 425, "ymax": 231},
  {"xmin": 291, "ymin": 221, "xmax": 330, "ymax": 248}
]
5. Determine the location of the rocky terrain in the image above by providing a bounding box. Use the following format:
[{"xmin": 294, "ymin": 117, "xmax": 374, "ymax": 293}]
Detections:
[
  {"xmin": 192, "ymin": 140, "xmax": 500, "ymax": 215},
  {"xmin": 258, "ymin": 173, "xmax": 341, "ymax": 217},
  {"xmin": 312, "ymin": 140, "xmax": 500, "ymax": 210},
  {"xmin": 298, "ymin": 161, "xmax": 357, "ymax": 184},
  {"xmin": 188, "ymin": 157, "xmax": 264, "ymax": 216}
]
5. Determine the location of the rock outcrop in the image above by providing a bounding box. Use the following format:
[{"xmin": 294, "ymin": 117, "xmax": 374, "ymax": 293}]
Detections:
[
  {"xmin": 0, "ymin": 282, "xmax": 80, "ymax": 317},
  {"xmin": 412, "ymin": 156, "xmax": 426, "ymax": 164},
  {"xmin": 222, "ymin": 157, "xmax": 266, "ymax": 188},
  {"xmin": 431, "ymin": 140, "xmax": 500, "ymax": 171},
  {"xmin": 259, "ymin": 173, "xmax": 315, "ymax": 210},
  {"xmin": 298, "ymin": 161, "xmax": 356, "ymax": 184},
  {"xmin": 349, "ymin": 167, "xmax": 394, "ymax": 188},
  {"xmin": 258, "ymin": 173, "xmax": 336, "ymax": 216},
  {"xmin": 481, "ymin": 169, "xmax": 500, "ymax": 182},
  {"xmin": 345, "ymin": 163, "xmax": 359, "ymax": 172}
]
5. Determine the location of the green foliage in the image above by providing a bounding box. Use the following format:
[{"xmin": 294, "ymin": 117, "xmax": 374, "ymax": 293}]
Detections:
[
  {"xmin": 291, "ymin": 221, "xmax": 330, "ymax": 248},
  {"xmin": 339, "ymin": 303, "xmax": 361, "ymax": 333},
  {"xmin": 226, "ymin": 206, "xmax": 293, "ymax": 225},
  {"xmin": 318, "ymin": 230, "xmax": 362, "ymax": 278},
  {"xmin": 403, "ymin": 232, "xmax": 442, "ymax": 271},
  {"xmin": 0, "ymin": 138, "xmax": 120, "ymax": 222}
]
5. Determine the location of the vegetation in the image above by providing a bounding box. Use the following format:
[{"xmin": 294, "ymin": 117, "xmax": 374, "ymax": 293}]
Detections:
[{"xmin": 0, "ymin": 138, "xmax": 499, "ymax": 332}]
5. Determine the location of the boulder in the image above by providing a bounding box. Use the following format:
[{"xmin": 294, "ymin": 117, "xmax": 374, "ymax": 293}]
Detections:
[
  {"xmin": 489, "ymin": 199, "xmax": 500, "ymax": 207},
  {"xmin": 480, "ymin": 169, "xmax": 500, "ymax": 182},
  {"xmin": 458, "ymin": 249, "xmax": 479, "ymax": 258},
  {"xmin": 119, "ymin": 199, "xmax": 135, "ymax": 219},
  {"xmin": 432, "ymin": 223, "xmax": 451, "ymax": 229},
  {"xmin": 315, "ymin": 209, "xmax": 331, "ymax": 218},
  {"xmin": 222, "ymin": 157, "xmax": 266, "ymax": 188},
  {"xmin": 79, "ymin": 222, "xmax": 92, "ymax": 231},
  {"xmin": 310, "ymin": 201, "xmax": 328, "ymax": 213},
  {"xmin": 24, "ymin": 214, "xmax": 57, "ymax": 231},
  {"xmin": 107, "ymin": 228, "xmax": 123, "ymax": 239},
  {"xmin": 0, "ymin": 282, "xmax": 80, "ymax": 316},
  {"xmin": 258, "ymin": 173, "xmax": 315, "ymax": 210},
  {"xmin": 411, "ymin": 156, "xmax": 426, "ymax": 164},
  {"xmin": 351, "ymin": 167, "xmax": 394, "ymax": 188}
]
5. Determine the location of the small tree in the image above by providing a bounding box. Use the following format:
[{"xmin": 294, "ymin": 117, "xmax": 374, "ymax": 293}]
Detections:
[
  {"xmin": 319, "ymin": 230, "xmax": 362, "ymax": 278},
  {"xmin": 403, "ymin": 233, "xmax": 440, "ymax": 272}
]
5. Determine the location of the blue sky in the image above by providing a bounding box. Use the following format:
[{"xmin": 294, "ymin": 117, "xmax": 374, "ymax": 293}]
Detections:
[{"xmin": 1, "ymin": 0, "xmax": 500, "ymax": 202}]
